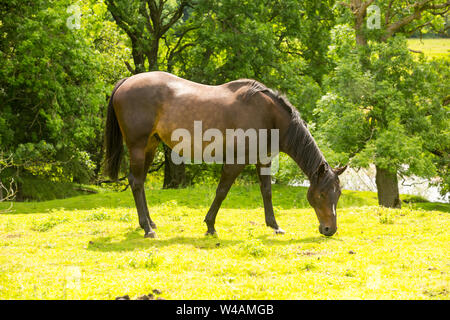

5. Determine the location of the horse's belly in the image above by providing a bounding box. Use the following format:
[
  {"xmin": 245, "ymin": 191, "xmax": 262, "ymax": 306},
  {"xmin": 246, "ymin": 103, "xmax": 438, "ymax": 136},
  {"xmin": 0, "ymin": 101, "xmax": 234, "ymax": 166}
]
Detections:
[{"xmin": 155, "ymin": 103, "xmax": 277, "ymax": 165}]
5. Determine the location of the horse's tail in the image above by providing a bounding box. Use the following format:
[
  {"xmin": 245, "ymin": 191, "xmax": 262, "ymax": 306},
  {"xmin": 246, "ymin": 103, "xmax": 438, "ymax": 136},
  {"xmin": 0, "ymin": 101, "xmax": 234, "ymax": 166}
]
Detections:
[{"xmin": 105, "ymin": 78, "xmax": 128, "ymax": 180}]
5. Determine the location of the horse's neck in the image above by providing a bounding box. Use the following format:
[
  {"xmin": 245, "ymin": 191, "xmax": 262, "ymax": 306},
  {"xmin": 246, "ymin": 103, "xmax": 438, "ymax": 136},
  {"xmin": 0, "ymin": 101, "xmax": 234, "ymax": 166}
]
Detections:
[
  {"xmin": 280, "ymin": 117, "xmax": 325, "ymax": 181},
  {"xmin": 293, "ymin": 148, "xmax": 324, "ymax": 182}
]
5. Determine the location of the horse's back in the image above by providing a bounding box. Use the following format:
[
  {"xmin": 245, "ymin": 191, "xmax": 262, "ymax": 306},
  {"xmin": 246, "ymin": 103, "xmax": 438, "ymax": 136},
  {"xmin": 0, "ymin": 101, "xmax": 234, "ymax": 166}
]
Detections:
[
  {"xmin": 114, "ymin": 71, "xmax": 265, "ymax": 107},
  {"xmin": 113, "ymin": 72, "xmax": 277, "ymax": 149}
]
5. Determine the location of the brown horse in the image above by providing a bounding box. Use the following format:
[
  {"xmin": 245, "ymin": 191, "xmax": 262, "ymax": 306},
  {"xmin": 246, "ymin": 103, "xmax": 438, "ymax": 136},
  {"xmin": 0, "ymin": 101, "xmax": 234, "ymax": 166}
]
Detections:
[{"xmin": 105, "ymin": 72, "xmax": 346, "ymax": 238}]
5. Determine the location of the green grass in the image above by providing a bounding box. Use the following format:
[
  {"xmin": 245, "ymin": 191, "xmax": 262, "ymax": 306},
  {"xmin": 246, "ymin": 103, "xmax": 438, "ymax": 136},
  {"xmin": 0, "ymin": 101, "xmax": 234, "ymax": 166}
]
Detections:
[
  {"xmin": 407, "ymin": 38, "xmax": 450, "ymax": 59},
  {"xmin": 0, "ymin": 182, "xmax": 448, "ymax": 299},
  {"xmin": 17, "ymin": 176, "xmax": 101, "ymax": 202}
]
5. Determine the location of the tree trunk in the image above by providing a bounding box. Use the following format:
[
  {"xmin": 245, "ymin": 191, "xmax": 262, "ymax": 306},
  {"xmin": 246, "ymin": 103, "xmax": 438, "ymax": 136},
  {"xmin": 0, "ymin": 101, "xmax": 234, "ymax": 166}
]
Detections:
[
  {"xmin": 375, "ymin": 166, "xmax": 401, "ymax": 208},
  {"xmin": 351, "ymin": 0, "xmax": 367, "ymax": 46},
  {"xmin": 131, "ymin": 40, "xmax": 146, "ymax": 74},
  {"xmin": 163, "ymin": 144, "xmax": 186, "ymax": 189}
]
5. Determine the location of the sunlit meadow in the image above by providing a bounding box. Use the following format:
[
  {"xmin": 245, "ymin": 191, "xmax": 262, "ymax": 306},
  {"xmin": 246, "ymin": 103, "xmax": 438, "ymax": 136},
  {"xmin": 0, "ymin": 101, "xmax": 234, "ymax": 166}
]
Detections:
[{"xmin": 0, "ymin": 182, "xmax": 448, "ymax": 299}]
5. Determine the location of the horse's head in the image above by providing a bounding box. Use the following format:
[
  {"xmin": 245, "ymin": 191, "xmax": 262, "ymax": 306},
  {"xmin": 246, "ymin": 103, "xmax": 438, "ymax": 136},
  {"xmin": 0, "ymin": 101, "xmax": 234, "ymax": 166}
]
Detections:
[{"xmin": 307, "ymin": 163, "xmax": 347, "ymax": 236}]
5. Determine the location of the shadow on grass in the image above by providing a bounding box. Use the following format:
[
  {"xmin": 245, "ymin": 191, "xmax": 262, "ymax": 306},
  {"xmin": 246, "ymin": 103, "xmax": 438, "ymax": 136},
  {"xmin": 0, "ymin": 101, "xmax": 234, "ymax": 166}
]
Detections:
[
  {"xmin": 87, "ymin": 229, "xmax": 339, "ymax": 252},
  {"xmin": 3, "ymin": 183, "xmax": 447, "ymax": 215},
  {"xmin": 410, "ymin": 202, "xmax": 450, "ymax": 213},
  {"xmin": 255, "ymin": 234, "xmax": 343, "ymax": 246},
  {"xmin": 2, "ymin": 184, "xmax": 307, "ymax": 214}
]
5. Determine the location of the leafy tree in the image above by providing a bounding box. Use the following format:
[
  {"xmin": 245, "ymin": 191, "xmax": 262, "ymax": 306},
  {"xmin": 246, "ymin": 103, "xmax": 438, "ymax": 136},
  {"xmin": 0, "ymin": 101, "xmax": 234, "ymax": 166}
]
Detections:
[
  {"xmin": 337, "ymin": 0, "xmax": 449, "ymax": 45},
  {"xmin": 175, "ymin": 0, "xmax": 335, "ymax": 111},
  {"xmin": 0, "ymin": 152, "xmax": 16, "ymax": 210},
  {"xmin": 104, "ymin": 0, "xmax": 198, "ymax": 188},
  {"xmin": 0, "ymin": 0, "xmax": 111, "ymax": 194},
  {"xmin": 316, "ymin": 0, "xmax": 449, "ymax": 207},
  {"xmin": 76, "ymin": 0, "xmax": 132, "ymax": 178},
  {"xmin": 167, "ymin": 0, "xmax": 337, "ymax": 184}
]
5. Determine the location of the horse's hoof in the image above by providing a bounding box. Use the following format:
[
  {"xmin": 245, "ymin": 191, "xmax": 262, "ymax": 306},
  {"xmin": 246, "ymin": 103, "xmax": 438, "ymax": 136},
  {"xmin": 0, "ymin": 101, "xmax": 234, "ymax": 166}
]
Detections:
[
  {"xmin": 205, "ymin": 231, "xmax": 217, "ymax": 237},
  {"xmin": 144, "ymin": 231, "xmax": 156, "ymax": 238},
  {"xmin": 274, "ymin": 228, "xmax": 285, "ymax": 235}
]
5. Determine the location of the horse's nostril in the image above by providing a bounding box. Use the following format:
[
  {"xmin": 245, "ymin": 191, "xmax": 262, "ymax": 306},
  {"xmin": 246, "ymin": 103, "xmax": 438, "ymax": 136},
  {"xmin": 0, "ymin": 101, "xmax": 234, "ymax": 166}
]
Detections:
[{"xmin": 324, "ymin": 226, "xmax": 330, "ymax": 233}]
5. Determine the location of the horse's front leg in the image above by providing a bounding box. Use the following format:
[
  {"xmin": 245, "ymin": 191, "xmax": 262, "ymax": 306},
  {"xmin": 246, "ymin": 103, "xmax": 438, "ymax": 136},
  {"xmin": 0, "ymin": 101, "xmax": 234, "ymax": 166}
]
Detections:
[
  {"xmin": 256, "ymin": 163, "xmax": 285, "ymax": 234},
  {"xmin": 204, "ymin": 164, "xmax": 245, "ymax": 236}
]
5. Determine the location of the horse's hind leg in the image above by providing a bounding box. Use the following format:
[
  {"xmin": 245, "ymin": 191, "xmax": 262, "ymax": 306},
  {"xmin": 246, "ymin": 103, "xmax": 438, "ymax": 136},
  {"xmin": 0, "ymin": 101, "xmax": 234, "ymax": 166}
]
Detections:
[
  {"xmin": 256, "ymin": 163, "xmax": 285, "ymax": 234},
  {"xmin": 142, "ymin": 137, "xmax": 159, "ymax": 230},
  {"xmin": 128, "ymin": 137, "xmax": 158, "ymax": 238},
  {"xmin": 204, "ymin": 164, "xmax": 245, "ymax": 236}
]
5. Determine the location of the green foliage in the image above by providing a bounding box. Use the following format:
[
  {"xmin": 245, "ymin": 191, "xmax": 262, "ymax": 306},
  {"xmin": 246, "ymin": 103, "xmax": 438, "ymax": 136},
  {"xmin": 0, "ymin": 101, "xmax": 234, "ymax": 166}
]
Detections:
[
  {"xmin": 301, "ymin": 261, "xmax": 317, "ymax": 271},
  {"xmin": 316, "ymin": 30, "xmax": 449, "ymax": 188},
  {"xmin": 273, "ymin": 153, "xmax": 306, "ymax": 185},
  {"xmin": 378, "ymin": 209, "xmax": 395, "ymax": 224},
  {"xmin": 326, "ymin": 2, "xmax": 450, "ymax": 200},
  {"xmin": 17, "ymin": 175, "xmax": 98, "ymax": 201},
  {"xmin": 127, "ymin": 252, "xmax": 160, "ymax": 269},
  {"xmin": 336, "ymin": 0, "xmax": 449, "ymax": 42},
  {"xmin": 174, "ymin": 0, "xmax": 334, "ymax": 121},
  {"xmin": 31, "ymin": 215, "xmax": 69, "ymax": 232},
  {"xmin": 85, "ymin": 211, "xmax": 110, "ymax": 222},
  {"xmin": 239, "ymin": 239, "xmax": 268, "ymax": 258},
  {"xmin": 0, "ymin": 0, "xmax": 129, "ymax": 188}
]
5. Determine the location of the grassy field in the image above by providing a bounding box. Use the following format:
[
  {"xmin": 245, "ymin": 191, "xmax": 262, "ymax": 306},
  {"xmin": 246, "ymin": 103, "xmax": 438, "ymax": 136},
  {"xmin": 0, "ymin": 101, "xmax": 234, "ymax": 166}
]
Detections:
[
  {"xmin": 0, "ymin": 182, "xmax": 448, "ymax": 300},
  {"xmin": 407, "ymin": 38, "xmax": 450, "ymax": 58}
]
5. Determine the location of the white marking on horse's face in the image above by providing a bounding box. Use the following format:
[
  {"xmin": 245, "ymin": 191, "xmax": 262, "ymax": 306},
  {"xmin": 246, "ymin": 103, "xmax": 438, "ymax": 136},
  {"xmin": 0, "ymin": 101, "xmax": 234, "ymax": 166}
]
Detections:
[{"xmin": 332, "ymin": 204, "xmax": 336, "ymax": 216}]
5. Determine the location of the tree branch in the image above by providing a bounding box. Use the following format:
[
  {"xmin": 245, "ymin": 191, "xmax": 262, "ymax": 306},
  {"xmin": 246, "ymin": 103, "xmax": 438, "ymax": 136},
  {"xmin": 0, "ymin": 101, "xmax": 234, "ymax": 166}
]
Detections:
[
  {"xmin": 382, "ymin": 0, "xmax": 442, "ymax": 41},
  {"xmin": 424, "ymin": 1, "xmax": 450, "ymax": 10},
  {"xmin": 140, "ymin": 1, "xmax": 154, "ymax": 34},
  {"xmin": 160, "ymin": 0, "xmax": 190, "ymax": 35},
  {"xmin": 165, "ymin": 25, "xmax": 199, "ymax": 69},
  {"xmin": 385, "ymin": 0, "xmax": 395, "ymax": 25},
  {"xmin": 105, "ymin": 0, "xmax": 139, "ymax": 42},
  {"xmin": 124, "ymin": 60, "xmax": 136, "ymax": 74}
]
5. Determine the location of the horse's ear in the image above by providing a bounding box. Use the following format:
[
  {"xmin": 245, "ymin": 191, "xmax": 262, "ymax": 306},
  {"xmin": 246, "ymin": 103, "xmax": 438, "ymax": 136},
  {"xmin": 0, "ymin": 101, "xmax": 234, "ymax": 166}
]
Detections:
[
  {"xmin": 317, "ymin": 162, "xmax": 327, "ymax": 180},
  {"xmin": 334, "ymin": 165, "xmax": 348, "ymax": 176}
]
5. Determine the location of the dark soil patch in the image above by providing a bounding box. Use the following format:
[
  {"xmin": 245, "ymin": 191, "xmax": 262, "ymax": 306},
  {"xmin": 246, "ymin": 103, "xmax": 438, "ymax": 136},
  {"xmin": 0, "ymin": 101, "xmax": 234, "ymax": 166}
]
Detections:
[{"xmin": 115, "ymin": 289, "xmax": 164, "ymax": 300}]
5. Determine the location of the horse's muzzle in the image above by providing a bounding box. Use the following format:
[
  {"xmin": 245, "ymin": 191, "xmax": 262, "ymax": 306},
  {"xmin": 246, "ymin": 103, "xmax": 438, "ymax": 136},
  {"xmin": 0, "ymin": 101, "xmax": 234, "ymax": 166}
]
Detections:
[{"xmin": 319, "ymin": 225, "xmax": 337, "ymax": 237}]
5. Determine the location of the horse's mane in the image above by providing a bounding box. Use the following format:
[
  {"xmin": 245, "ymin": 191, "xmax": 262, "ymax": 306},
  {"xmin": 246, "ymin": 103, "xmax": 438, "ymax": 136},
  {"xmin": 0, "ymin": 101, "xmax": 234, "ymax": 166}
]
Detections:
[
  {"xmin": 243, "ymin": 80, "xmax": 296, "ymax": 117},
  {"xmin": 238, "ymin": 79, "xmax": 329, "ymax": 182}
]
